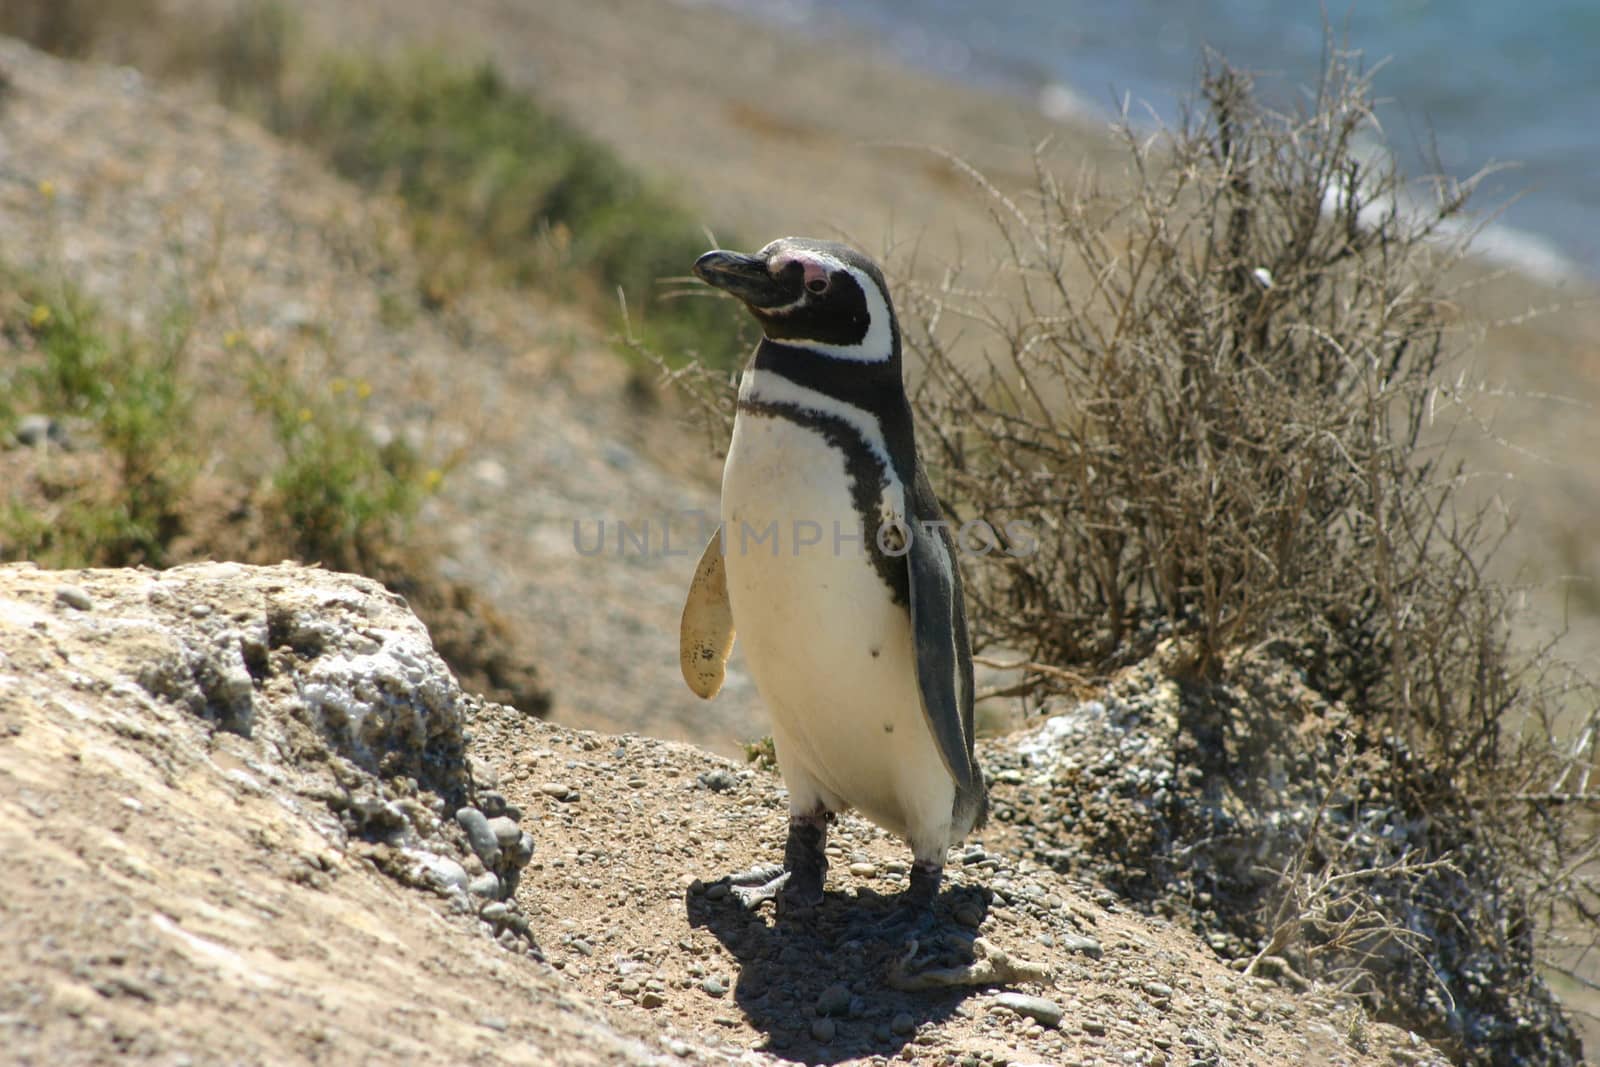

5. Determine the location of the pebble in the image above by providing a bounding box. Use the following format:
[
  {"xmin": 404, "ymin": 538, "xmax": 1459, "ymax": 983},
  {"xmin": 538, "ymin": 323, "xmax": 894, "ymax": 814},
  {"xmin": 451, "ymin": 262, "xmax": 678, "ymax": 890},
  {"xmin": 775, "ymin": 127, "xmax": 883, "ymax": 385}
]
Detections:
[
  {"xmin": 17, "ymin": 413, "xmax": 72, "ymax": 448},
  {"xmin": 698, "ymin": 769, "xmax": 738, "ymax": 792},
  {"xmin": 668, "ymin": 1039, "xmax": 691, "ymax": 1056},
  {"xmin": 700, "ymin": 976, "xmax": 728, "ymax": 997},
  {"xmin": 480, "ymin": 902, "xmax": 510, "ymax": 925},
  {"xmin": 816, "ymin": 984, "xmax": 852, "ymax": 1017},
  {"xmin": 455, "ymin": 807, "xmax": 502, "ymax": 867},
  {"xmin": 512, "ymin": 832, "xmax": 536, "ymax": 866},
  {"xmin": 1060, "ymin": 933, "xmax": 1103, "ymax": 958},
  {"xmin": 848, "ymin": 862, "xmax": 877, "ymax": 877},
  {"xmin": 704, "ymin": 882, "xmax": 730, "ymax": 901},
  {"xmin": 487, "ymin": 816, "xmax": 522, "ymax": 848},
  {"xmin": 954, "ymin": 902, "xmax": 984, "ymax": 928},
  {"xmin": 992, "ymin": 993, "xmax": 1064, "ymax": 1028},
  {"xmin": 468, "ymin": 872, "xmax": 501, "ymax": 899},
  {"xmin": 810, "ymin": 1018, "xmax": 836, "ymax": 1043},
  {"xmin": 1143, "ymin": 981, "xmax": 1174, "ymax": 1000},
  {"xmin": 639, "ymin": 991, "xmax": 665, "ymax": 1009},
  {"xmin": 422, "ymin": 855, "xmax": 469, "ymax": 891},
  {"xmin": 1081, "ymin": 1017, "xmax": 1107, "ymax": 1036},
  {"xmin": 539, "ymin": 783, "xmax": 575, "ymax": 800},
  {"xmin": 891, "ymin": 1012, "xmax": 916, "ymax": 1035},
  {"xmin": 54, "ymin": 585, "xmax": 93, "ymax": 611}
]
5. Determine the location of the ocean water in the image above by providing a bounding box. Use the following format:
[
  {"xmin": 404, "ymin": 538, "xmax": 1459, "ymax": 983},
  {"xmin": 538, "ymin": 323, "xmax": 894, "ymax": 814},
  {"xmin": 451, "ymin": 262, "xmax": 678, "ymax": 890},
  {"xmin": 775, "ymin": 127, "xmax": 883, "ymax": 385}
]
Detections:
[{"xmin": 712, "ymin": 0, "xmax": 1600, "ymax": 281}]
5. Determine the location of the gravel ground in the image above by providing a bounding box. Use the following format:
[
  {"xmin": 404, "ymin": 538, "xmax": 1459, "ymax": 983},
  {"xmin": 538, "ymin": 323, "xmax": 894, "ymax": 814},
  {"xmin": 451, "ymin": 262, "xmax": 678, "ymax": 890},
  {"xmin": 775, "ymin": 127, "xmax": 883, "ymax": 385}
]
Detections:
[{"xmin": 0, "ymin": 561, "xmax": 1448, "ymax": 1066}]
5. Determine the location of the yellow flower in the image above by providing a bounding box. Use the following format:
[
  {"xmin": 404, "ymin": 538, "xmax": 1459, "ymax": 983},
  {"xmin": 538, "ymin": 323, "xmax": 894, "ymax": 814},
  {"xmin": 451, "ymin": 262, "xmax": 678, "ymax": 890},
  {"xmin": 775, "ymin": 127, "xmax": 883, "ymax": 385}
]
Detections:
[
  {"xmin": 223, "ymin": 330, "xmax": 242, "ymax": 349},
  {"xmin": 297, "ymin": 407, "xmax": 313, "ymax": 423},
  {"xmin": 355, "ymin": 380, "xmax": 373, "ymax": 400},
  {"xmin": 331, "ymin": 378, "xmax": 349, "ymax": 395},
  {"xmin": 29, "ymin": 304, "xmax": 52, "ymax": 328},
  {"xmin": 37, "ymin": 180, "xmax": 55, "ymax": 200},
  {"xmin": 423, "ymin": 469, "xmax": 445, "ymax": 492}
]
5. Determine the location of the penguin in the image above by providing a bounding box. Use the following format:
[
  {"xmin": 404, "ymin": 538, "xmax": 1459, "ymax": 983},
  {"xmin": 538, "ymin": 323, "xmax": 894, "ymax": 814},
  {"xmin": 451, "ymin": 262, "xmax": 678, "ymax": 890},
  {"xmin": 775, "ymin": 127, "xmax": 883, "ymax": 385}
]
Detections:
[{"xmin": 680, "ymin": 237, "xmax": 987, "ymax": 924}]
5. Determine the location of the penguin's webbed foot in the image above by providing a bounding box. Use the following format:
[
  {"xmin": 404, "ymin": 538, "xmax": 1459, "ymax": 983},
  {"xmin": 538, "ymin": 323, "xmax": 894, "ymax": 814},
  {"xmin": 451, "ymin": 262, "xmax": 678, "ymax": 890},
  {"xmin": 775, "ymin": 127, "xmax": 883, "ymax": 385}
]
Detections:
[
  {"xmin": 728, "ymin": 868, "xmax": 790, "ymax": 910},
  {"xmin": 724, "ymin": 813, "xmax": 829, "ymax": 916}
]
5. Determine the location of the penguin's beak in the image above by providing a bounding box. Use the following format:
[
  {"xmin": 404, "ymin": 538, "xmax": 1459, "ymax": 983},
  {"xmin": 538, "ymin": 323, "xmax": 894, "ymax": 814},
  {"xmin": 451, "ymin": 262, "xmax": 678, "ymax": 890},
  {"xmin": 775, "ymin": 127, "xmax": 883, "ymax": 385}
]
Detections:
[{"xmin": 693, "ymin": 249, "xmax": 792, "ymax": 309}]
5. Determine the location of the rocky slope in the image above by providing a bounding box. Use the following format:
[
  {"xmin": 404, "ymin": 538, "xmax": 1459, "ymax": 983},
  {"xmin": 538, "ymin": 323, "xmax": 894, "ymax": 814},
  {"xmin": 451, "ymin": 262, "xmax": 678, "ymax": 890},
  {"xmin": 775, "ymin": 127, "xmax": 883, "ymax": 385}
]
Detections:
[{"xmin": 0, "ymin": 561, "xmax": 1450, "ymax": 1066}]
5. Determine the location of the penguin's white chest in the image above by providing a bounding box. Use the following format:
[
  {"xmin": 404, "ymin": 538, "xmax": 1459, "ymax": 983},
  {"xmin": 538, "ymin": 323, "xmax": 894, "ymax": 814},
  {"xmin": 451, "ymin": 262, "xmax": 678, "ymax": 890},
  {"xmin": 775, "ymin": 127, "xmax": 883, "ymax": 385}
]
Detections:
[{"xmin": 720, "ymin": 411, "xmax": 955, "ymax": 853}]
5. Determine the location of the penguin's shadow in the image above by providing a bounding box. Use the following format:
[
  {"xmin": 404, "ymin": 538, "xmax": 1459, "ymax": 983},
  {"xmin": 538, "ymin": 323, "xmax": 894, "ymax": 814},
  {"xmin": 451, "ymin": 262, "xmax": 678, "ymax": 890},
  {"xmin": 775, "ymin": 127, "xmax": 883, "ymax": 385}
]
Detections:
[{"xmin": 686, "ymin": 882, "xmax": 993, "ymax": 1064}]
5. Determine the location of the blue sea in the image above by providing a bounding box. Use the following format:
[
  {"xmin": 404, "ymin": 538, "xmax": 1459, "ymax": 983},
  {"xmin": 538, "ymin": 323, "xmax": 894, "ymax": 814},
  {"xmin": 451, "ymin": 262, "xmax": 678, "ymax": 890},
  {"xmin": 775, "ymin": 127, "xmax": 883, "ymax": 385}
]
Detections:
[{"xmin": 712, "ymin": 0, "xmax": 1600, "ymax": 281}]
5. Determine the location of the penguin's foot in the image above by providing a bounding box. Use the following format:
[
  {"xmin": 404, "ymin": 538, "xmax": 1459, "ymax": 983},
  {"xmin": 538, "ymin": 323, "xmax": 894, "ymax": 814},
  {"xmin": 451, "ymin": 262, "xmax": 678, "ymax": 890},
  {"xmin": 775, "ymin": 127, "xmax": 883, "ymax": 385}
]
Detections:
[
  {"xmin": 726, "ymin": 813, "xmax": 829, "ymax": 915},
  {"xmin": 729, "ymin": 869, "xmax": 790, "ymax": 910},
  {"xmin": 906, "ymin": 859, "xmax": 943, "ymax": 909},
  {"xmin": 723, "ymin": 862, "xmax": 786, "ymax": 907},
  {"xmin": 860, "ymin": 860, "xmax": 944, "ymax": 941},
  {"xmin": 778, "ymin": 814, "xmax": 828, "ymax": 912},
  {"xmin": 727, "ymin": 863, "xmax": 786, "ymax": 887}
]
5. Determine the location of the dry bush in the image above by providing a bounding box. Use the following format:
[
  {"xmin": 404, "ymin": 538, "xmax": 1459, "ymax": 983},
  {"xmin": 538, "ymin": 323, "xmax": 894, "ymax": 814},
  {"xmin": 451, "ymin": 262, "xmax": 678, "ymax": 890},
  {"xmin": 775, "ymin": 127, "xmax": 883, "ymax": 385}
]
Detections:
[
  {"xmin": 906, "ymin": 57, "xmax": 1480, "ymax": 690},
  {"xmin": 898, "ymin": 50, "xmax": 1597, "ymax": 780},
  {"xmin": 897, "ymin": 51, "xmax": 1598, "ymax": 1062}
]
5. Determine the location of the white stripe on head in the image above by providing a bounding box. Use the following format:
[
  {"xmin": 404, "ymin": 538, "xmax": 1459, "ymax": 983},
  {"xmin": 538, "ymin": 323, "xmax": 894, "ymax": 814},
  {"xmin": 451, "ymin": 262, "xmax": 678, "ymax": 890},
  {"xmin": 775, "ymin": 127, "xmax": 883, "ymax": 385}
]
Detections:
[{"xmin": 807, "ymin": 264, "xmax": 895, "ymax": 363}]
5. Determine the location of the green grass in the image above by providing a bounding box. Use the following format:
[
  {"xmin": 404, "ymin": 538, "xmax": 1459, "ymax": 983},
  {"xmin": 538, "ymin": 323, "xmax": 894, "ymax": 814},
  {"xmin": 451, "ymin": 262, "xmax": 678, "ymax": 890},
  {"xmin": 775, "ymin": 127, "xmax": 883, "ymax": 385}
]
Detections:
[
  {"xmin": 280, "ymin": 53, "xmax": 744, "ymax": 368},
  {"xmin": 1, "ymin": 272, "xmax": 193, "ymax": 566},
  {"xmin": 1, "ymin": 262, "xmax": 439, "ymax": 573},
  {"xmin": 243, "ymin": 354, "xmax": 439, "ymax": 572}
]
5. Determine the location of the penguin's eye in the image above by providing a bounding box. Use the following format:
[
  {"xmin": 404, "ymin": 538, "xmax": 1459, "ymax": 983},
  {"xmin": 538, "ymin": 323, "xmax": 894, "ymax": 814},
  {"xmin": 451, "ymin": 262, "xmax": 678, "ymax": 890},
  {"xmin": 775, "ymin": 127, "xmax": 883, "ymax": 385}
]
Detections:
[{"xmin": 805, "ymin": 277, "xmax": 829, "ymax": 294}]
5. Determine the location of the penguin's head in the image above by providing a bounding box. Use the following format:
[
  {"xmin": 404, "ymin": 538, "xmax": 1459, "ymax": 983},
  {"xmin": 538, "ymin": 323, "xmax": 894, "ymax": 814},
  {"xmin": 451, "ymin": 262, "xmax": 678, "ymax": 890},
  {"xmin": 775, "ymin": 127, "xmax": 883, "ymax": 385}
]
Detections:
[{"xmin": 693, "ymin": 238, "xmax": 898, "ymax": 363}]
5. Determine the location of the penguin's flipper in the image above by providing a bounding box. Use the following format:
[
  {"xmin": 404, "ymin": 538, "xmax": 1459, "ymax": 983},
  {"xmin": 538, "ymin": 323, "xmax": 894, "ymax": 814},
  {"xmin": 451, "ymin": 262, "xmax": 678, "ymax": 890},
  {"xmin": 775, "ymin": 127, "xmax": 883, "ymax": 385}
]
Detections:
[
  {"xmin": 680, "ymin": 530, "xmax": 736, "ymax": 699},
  {"xmin": 906, "ymin": 505, "xmax": 977, "ymax": 792}
]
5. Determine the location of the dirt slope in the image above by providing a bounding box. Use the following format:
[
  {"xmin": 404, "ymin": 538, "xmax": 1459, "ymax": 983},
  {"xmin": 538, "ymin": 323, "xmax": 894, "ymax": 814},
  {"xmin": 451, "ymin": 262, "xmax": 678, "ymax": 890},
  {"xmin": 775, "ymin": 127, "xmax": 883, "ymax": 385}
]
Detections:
[
  {"xmin": 0, "ymin": 34, "xmax": 756, "ymax": 752},
  {"xmin": 0, "ymin": 561, "xmax": 1445, "ymax": 1066}
]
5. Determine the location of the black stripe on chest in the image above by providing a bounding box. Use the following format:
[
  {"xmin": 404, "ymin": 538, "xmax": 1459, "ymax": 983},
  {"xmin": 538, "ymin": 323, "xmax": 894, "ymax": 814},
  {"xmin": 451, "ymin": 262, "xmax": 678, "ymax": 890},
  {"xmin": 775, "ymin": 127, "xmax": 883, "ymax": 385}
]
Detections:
[{"xmin": 736, "ymin": 396, "xmax": 911, "ymax": 607}]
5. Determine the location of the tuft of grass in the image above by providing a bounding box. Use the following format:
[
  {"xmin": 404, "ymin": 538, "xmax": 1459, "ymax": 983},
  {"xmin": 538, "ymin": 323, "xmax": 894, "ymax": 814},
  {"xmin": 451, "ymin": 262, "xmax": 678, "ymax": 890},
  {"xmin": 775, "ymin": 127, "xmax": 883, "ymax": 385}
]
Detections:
[
  {"xmin": 1, "ymin": 271, "xmax": 193, "ymax": 566},
  {"xmin": 742, "ymin": 735, "xmax": 778, "ymax": 772},
  {"xmin": 243, "ymin": 354, "xmax": 440, "ymax": 574}
]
